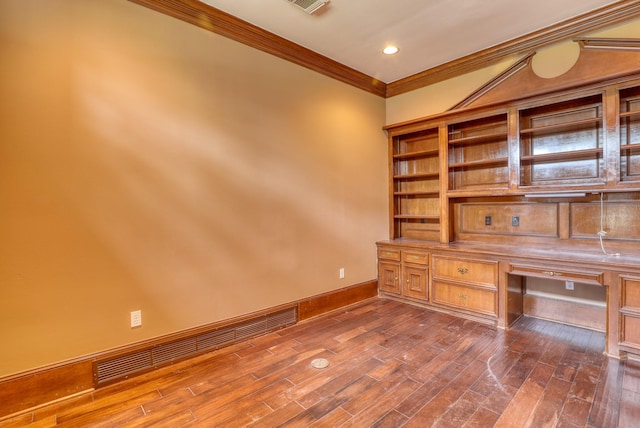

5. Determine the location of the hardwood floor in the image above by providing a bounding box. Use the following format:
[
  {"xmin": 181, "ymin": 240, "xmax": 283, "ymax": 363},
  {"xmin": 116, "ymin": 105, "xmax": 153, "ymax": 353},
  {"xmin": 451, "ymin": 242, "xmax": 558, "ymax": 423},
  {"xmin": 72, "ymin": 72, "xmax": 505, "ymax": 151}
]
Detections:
[{"xmin": 2, "ymin": 298, "xmax": 639, "ymax": 427}]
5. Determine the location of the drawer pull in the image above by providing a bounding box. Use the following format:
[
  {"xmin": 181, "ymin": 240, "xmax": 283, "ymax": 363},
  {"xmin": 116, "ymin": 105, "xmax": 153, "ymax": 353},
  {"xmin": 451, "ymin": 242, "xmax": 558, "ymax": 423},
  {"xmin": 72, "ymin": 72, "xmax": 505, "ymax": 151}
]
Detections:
[
  {"xmin": 457, "ymin": 267, "xmax": 469, "ymax": 274},
  {"xmin": 410, "ymin": 255, "xmax": 420, "ymax": 260},
  {"xmin": 458, "ymin": 294, "xmax": 469, "ymax": 301},
  {"xmin": 543, "ymin": 271, "xmax": 555, "ymax": 276}
]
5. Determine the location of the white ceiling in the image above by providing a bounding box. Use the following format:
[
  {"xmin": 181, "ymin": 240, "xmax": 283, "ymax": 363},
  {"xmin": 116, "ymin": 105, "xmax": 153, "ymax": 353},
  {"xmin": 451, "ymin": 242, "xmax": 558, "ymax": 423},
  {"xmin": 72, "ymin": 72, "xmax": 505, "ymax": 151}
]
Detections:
[{"xmin": 201, "ymin": 0, "xmax": 618, "ymax": 83}]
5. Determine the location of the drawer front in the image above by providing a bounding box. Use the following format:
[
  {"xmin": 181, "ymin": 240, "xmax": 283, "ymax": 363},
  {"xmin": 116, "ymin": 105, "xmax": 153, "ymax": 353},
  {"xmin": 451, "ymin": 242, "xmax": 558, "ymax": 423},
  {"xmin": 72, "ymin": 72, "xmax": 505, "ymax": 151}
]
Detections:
[
  {"xmin": 510, "ymin": 263, "xmax": 603, "ymax": 285},
  {"xmin": 432, "ymin": 256, "xmax": 498, "ymax": 288},
  {"xmin": 403, "ymin": 251, "xmax": 429, "ymax": 265},
  {"xmin": 432, "ymin": 281, "xmax": 497, "ymax": 316},
  {"xmin": 378, "ymin": 247, "xmax": 401, "ymax": 262},
  {"xmin": 622, "ymin": 277, "xmax": 640, "ymax": 309}
]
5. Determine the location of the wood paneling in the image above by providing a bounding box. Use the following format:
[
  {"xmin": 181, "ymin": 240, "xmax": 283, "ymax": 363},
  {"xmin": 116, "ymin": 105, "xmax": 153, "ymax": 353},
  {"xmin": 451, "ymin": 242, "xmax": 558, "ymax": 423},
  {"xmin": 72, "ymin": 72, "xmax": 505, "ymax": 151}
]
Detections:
[
  {"xmin": 571, "ymin": 201, "xmax": 640, "ymax": 240},
  {"xmin": 458, "ymin": 202, "xmax": 558, "ymax": 236},
  {"xmin": 524, "ymin": 293, "xmax": 606, "ymax": 331}
]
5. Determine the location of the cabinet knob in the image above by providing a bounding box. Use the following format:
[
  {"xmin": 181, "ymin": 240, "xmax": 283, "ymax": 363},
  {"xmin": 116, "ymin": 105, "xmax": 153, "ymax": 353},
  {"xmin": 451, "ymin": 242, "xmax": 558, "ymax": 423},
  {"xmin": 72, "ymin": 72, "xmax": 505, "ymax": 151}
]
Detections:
[{"xmin": 457, "ymin": 267, "xmax": 469, "ymax": 274}]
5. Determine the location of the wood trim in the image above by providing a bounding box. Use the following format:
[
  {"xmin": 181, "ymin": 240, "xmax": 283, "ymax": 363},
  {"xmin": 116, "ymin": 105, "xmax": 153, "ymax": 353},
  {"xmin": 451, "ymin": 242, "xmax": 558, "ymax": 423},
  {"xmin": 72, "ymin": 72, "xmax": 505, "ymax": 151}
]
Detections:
[
  {"xmin": 127, "ymin": 0, "xmax": 387, "ymax": 97},
  {"xmin": 449, "ymin": 53, "xmax": 534, "ymax": 111},
  {"xmin": 576, "ymin": 37, "xmax": 640, "ymax": 51},
  {"xmin": 128, "ymin": 0, "xmax": 640, "ymax": 99},
  {"xmin": 386, "ymin": 0, "xmax": 640, "ymax": 97},
  {"xmin": 297, "ymin": 279, "xmax": 378, "ymax": 320},
  {"xmin": 0, "ymin": 360, "xmax": 93, "ymax": 419},
  {"xmin": 0, "ymin": 281, "xmax": 377, "ymax": 418}
]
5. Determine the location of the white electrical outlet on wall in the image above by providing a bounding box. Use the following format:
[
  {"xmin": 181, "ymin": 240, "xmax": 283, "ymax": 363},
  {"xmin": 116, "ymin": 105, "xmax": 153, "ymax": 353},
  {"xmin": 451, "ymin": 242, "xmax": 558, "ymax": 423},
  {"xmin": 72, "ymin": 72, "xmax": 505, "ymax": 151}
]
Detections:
[{"xmin": 130, "ymin": 310, "xmax": 142, "ymax": 328}]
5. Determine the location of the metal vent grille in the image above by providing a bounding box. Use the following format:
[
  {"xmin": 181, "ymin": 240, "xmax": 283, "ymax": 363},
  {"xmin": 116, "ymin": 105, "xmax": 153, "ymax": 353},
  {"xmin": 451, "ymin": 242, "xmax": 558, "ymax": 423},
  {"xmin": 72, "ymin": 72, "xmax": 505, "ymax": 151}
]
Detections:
[
  {"xmin": 235, "ymin": 318, "xmax": 268, "ymax": 340},
  {"xmin": 288, "ymin": 0, "xmax": 328, "ymax": 14},
  {"xmin": 152, "ymin": 338, "xmax": 197, "ymax": 365},
  {"xmin": 95, "ymin": 350, "xmax": 152, "ymax": 385},
  {"xmin": 197, "ymin": 328, "xmax": 235, "ymax": 351},
  {"xmin": 268, "ymin": 308, "xmax": 297, "ymax": 329},
  {"xmin": 94, "ymin": 306, "xmax": 297, "ymax": 386}
]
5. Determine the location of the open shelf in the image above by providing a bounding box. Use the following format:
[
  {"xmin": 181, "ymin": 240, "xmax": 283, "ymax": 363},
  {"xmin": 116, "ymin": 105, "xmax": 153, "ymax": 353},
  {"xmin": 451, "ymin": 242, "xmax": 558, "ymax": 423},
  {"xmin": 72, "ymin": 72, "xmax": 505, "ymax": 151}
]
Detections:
[
  {"xmin": 520, "ymin": 95, "xmax": 603, "ymax": 186},
  {"xmin": 448, "ymin": 113, "xmax": 509, "ymax": 191},
  {"xmin": 393, "ymin": 148, "xmax": 440, "ymax": 160},
  {"xmin": 620, "ymin": 86, "xmax": 640, "ymax": 183},
  {"xmin": 391, "ymin": 127, "xmax": 441, "ymax": 240}
]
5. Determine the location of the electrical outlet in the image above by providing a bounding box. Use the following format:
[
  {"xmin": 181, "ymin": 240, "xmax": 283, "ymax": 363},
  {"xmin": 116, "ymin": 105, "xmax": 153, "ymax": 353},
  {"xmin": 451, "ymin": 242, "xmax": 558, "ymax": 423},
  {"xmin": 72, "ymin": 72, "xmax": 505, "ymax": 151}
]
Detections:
[
  {"xmin": 485, "ymin": 216, "xmax": 492, "ymax": 226},
  {"xmin": 339, "ymin": 268, "xmax": 345, "ymax": 279},
  {"xmin": 512, "ymin": 216, "xmax": 520, "ymax": 227},
  {"xmin": 130, "ymin": 310, "xmax": 142, "ymax": 328},
  {"xmin": 565, "ymin": 281, "xmax": 574, "ymax": 291}
]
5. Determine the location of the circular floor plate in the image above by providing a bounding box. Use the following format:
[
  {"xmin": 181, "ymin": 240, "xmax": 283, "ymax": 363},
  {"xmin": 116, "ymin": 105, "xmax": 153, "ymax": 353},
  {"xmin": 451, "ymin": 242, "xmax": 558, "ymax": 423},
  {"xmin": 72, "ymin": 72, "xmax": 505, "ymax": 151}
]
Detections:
[{"xmin": 310, "ymin": 358, "xmax": 330, "ymax": 369}]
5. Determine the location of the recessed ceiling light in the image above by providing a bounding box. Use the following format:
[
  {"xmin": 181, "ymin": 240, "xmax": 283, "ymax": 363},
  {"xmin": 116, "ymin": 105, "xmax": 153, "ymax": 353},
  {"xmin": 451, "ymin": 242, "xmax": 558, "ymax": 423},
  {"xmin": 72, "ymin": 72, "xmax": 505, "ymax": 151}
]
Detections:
[{"xmin": 383, "ymin": 45, "xmax": 399, "ymax": 55}]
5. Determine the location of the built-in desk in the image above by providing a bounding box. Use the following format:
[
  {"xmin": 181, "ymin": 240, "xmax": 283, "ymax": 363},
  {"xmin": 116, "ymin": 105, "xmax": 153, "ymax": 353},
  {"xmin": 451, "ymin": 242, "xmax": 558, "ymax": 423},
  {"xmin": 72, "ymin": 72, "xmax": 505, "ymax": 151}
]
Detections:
[{"xmin": 377, "ymin": 239, "xmax": 640, "ymax": 359}]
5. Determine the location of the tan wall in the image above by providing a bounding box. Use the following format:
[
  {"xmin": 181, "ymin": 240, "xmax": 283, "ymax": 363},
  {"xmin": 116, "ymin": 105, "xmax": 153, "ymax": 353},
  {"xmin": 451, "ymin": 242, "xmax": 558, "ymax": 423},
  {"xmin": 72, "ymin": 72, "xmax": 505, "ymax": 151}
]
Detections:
[{"xmin": 0, "ymin": 0, "xmax": 388, "ymax": 376}]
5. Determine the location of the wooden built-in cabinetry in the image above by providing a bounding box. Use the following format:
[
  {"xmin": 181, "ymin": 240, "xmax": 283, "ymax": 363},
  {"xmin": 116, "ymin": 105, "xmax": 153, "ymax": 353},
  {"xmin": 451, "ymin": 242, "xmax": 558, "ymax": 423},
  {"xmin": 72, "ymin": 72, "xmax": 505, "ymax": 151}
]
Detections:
[
  {"xmin": 379, "ymin": 73, "xmax": 640, "ymax": 359},
  {"xmin": 377, "ymin": 246, "xmax": 429, "ymax": 302}
]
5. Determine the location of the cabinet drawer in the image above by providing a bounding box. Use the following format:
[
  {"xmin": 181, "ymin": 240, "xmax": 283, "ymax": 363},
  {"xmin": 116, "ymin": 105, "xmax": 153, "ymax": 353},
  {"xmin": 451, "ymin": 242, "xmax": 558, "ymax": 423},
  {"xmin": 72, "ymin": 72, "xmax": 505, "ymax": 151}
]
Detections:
[
  {"xmin": 378, "ymin": 247, "xmax": 401, "ymax": 262},
  {"xmin": 432, "ymin": 256, "xmax": 498, "ymax": 288},
  {"xmin": 432, "ymin": 281, "xmax": 497, "ymax": 316},
  {"xmin": 510, "ymin": 263, "xmax": 603, "ymax": 285},
  {"xmin": 403, "ymin": 251, "xmax": 429, "ymax": 265}
]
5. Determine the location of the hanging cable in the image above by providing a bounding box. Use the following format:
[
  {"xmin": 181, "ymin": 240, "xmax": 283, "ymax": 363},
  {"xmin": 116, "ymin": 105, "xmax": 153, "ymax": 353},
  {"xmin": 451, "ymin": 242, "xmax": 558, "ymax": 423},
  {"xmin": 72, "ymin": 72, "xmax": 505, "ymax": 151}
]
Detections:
[{"xmin": 598, "ymin": 192, "xmax": 620, "ymax": 257}]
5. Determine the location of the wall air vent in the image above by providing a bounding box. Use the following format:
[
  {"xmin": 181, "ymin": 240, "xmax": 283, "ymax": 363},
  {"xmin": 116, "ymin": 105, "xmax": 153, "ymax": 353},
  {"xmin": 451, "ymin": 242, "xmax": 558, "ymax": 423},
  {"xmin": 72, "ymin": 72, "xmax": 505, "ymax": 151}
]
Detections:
[
  {"xmin": 93, "ymin": 306, "xmax": 297, "ymax": 386},
  {"xmin": 288, "ymin": 0, "xmax": 329, "ymax": 14}
]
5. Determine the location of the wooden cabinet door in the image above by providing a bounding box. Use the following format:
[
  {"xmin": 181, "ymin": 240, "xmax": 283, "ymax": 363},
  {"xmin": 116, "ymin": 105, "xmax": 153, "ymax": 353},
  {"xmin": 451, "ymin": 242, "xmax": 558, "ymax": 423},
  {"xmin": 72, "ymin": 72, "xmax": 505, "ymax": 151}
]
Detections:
[
  {"xmin": 620, "ymin": 276, "xmax": 640, "ymax": 352},
  {"xmin": 379, "ymin": 262, "xmax": 401, "ymax": 295},
  {"xmin": 403, "ymin": 265, "xmax": 428, "ymax": 301}
]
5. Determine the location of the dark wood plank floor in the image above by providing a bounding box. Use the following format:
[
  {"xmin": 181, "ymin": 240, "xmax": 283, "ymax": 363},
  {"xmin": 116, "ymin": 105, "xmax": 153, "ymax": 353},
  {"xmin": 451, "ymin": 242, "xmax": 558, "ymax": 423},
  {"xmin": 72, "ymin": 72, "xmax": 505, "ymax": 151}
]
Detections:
[{"xmin": 2, "ymin": 298, "xmax": 639, "ymax": 427}]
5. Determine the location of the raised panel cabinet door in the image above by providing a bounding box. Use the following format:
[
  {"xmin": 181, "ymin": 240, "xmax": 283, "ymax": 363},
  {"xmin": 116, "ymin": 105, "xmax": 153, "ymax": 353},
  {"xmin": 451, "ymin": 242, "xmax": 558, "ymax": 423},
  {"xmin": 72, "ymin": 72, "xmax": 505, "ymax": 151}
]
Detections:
[
  {"xmin": 379, "ymin": 262, "xmax": 401, "ymax": 295},
  {"xmin": 402, "ymin": 265, "xmax": 428, "ymax": 301},
  {"xmin": 620, "ymin": 276, "xmax": 640, "ymax": 351}
]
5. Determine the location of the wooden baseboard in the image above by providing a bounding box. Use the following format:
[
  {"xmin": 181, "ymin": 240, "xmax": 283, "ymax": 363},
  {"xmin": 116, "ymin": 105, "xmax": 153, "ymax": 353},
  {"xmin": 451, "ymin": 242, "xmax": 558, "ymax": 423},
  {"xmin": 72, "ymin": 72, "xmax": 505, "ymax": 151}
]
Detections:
[
  {"xmin": 298, "ymin": 280, "xmax": 378, "ymax": 320},
  {"xmin": 0, "ymin": 280, "xmax": 377, "ymax": 418},
  {"xmin": 0, "ymin": 360, "xmax": 94, "ymax": 421}
]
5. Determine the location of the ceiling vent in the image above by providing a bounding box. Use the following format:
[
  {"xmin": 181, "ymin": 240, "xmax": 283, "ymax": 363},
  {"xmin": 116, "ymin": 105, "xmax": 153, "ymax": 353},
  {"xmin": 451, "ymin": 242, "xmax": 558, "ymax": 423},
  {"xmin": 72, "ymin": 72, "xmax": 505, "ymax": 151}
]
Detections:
[{"xmin": 288, "ymin": 0, "xmax": 329, "ymax": 15}]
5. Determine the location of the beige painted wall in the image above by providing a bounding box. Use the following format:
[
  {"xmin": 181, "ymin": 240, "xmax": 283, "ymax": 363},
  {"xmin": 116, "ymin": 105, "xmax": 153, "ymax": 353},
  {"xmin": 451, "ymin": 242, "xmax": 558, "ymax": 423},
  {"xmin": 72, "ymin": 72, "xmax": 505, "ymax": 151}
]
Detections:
[{"xmin": 0, "ymin": 0, "xmax": 388, "ymax": 376}]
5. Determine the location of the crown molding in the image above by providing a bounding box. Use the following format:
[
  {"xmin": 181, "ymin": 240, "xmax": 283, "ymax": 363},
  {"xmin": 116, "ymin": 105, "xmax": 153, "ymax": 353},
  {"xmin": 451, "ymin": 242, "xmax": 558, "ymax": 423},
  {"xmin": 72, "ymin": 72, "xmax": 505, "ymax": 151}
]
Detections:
[
  {"xmin": 129, "ymin": 0, "xmax": 640, "ymax": 99},
  {"xmin": 127, "ymin": 0, "xmax": 387, "ymax": 97},
  {"xmin": 386, "ymin": 0, "xmax": 640, "ymax": 97}
]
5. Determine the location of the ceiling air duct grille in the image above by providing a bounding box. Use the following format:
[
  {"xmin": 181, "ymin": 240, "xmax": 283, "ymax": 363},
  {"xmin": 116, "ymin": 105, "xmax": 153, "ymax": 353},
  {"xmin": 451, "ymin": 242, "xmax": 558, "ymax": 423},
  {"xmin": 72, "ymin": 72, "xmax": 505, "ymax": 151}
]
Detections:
[{"xmin": 288, "ymin": 0, "xmax": 329, "ymax": 15}]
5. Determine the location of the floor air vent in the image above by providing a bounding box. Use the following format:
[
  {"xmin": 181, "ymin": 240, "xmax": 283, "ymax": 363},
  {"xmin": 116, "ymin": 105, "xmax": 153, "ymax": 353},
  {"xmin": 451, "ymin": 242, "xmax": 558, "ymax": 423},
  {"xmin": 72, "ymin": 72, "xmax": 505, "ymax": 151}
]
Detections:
[{"xmin": 94, "ymin": 306, "xmax": 297, "ymax": 386}]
